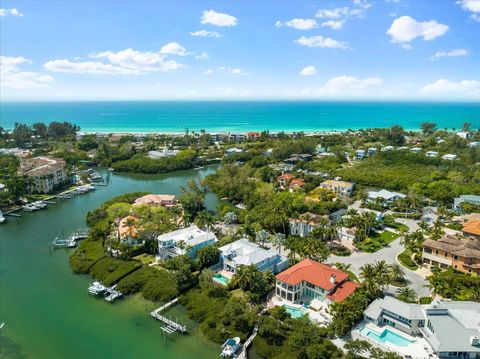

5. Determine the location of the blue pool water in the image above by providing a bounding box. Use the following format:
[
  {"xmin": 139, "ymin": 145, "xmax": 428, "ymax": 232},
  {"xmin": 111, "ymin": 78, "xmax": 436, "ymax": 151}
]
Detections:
[
  {"xmin": 361, "ymin": 327, "xmax": 415, "ymax": 347},
  {"xmin": 283, "ymin": 305, "xmax": 306, "ymax": 319},
  {"xmin": 212, "ymin": 273, "xmax": 230, "ymax": 286}
]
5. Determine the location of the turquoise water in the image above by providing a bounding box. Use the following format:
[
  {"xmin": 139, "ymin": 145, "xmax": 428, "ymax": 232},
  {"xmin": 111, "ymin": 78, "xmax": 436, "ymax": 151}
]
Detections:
[
  {"xmin": 361, "ymin": 327, "xmax": 414, "ymax": 347},
  {"xmin": 283, "ymin": 305, "xmax": 306, "ymax": 319},
  {"xmin": 212, "ymin": 273, "xmax": 230, "ymax": 286},
  {"xmin": 1, "ymin": 101, "xmax": 478, "ymax": 132},
  {"xmin": 0, "ymin": 166, "xmax": 221, "ymax": 359}
]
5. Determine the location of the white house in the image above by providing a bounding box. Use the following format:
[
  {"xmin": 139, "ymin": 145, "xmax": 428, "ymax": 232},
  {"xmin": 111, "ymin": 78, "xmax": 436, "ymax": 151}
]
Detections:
[
  {"xmin": 367, "ymin": 147, "xmax": 378, "ymax": 156},
  {"xmin": 426, "ymin": 151, "xmax": 438, "ymax": 158},
  {"xmin": 367, "ymin": 189, "xmax": 406, "ymax": 203},
  {"xmin": 456, "ymin": 131, "xmax": 470, "ymax": 139},
  {"xmin": 381, "ymin": 146, "xmax": 395, "ymax": 152},
  {"xmin": 442, "ymin": 153, "xmax": 457, "ymax": 161},
  {"xmin": 410, "ymin": 147, "xmax": 422, "ymax": 154},
  {"xmin": 319, "ymin": 180, "xmax": 354, "ymax": 197},
  {"xmin": 224, "ymin": 147, "xmax": 245, "ymax": 156},
  {"xmin": 148, "ymin": 146, "xmax": 179, "ymax": 159},
  {"xmin": 157, "ymin": 225, "xmax": 217, "ymax": 259},
  {"xmin": 218, "ymin": 238, "xmax": 288, "ymax": 274},
  {"xmin": 354, "ymin": 149, "xmax": 366, "ymax": 160}
]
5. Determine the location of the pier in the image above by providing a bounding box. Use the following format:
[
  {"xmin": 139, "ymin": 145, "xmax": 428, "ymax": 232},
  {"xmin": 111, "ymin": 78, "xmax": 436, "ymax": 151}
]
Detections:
[
  {"xmin": 53, "ymin": 229, "xmax": 89, "ymax": 248},
  {"xmin": 150, "ymin": 298, "xmax": 187, "ymax": 334},
  {"xmin": 236, "ymin": 324, "xmax": 258, "ymax": 359}
]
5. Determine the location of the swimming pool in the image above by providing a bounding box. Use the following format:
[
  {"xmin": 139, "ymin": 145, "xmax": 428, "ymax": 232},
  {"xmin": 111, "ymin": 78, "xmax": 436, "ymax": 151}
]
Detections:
[
  {"xmin": 283, "ymin": 305, "xmax": 307, "ymax": 319},
  {"xmin": 361, "ymin": 327, "xmax": 415, "ymax": 347},
  {"xmin": 212, "ymin": 273, "xmax": 230, "ymax": 286}
]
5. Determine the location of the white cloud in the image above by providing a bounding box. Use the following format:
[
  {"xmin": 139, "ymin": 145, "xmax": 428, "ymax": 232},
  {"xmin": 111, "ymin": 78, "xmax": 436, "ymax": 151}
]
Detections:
[
  {"xmin": 159, "ymin": 42, "xmax": 187, "ymax": 56},
  {"xmin": 0, "ymin": 8, "xmax": 23, "ymax": 17},
  {"xmin": 457, "ymin": 0, "xmax": 480, "ymax": 21},
  {"xmin": 205, "ymin": 69, "xmax": 214, "ymax": 75},
  {"xmin": 300, "ymin": 66, "xmax": 317, "ymax": 76},
  {"xmin": 190, "ymin": 29, "xmax": 222, "ymax": 38},
  {"xmin": 275, "ymin": 18, "xmax": 318, "ymax": 30},
  {"xmin": 317, "ymin": 75, "xmax": 382, "ymax": 95},
  {"xmin": 321, "ymin": 20, "xmax": 345, "ymax": 30},
  {"xmin": 195, "ymin": 52, "xmax": 209, "ymax": 60},
  {"xmin": 422, "ymin": 79, "xmax": 480, "ymax": 95},
  {"xmin": 295, "ymin": 35, "xmax": 349, "ymax": 49},
  {"xmin": 386, "ymin": 16, "xmax": 449, "ymax": 46},
  {"xmin": 45, "ymin": 48, "xmax": 184, "ymax": 75},
  {"xmin": 218, "ymin": 66, "xmax": 248, "ymax": 75},
  {"xmin": 1, "ymin": 56, "xmax": 53, "ymax": 89},
  {"xmin": 201, "ymin": 10, "xmax": 238, "ymax": 27},
  {"xmin": 431, "ymin": 49, "xmax": 469, "ymax": 59}
]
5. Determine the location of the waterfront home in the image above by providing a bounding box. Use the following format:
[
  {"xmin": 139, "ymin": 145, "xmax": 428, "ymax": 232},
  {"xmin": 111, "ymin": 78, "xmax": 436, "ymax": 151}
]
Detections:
[
  {"xmin": 289, "ymin": 212, "xmax": 329, "ymax": 238},
  {"xmin": 247, "ymin": 132, "xmax": 261, "ymax": 140},
  {"xmin": 319, "ymin": 180, "xmax": 354, "ymax": 197},
  {"xmin": 362, "ymin": 297, "xmax": 480, "ymax": 359},
  {"xmin": 442, "ymin": 153, "xmax": 457, "ymax": 161},
  {"xmin": 133, "ymin": 194, "xmax": 177, "ymax": 207},
  {"xmin": 422, "ymin": 235, "xmax": 480, "ymax": 274},
  {"xmin": 463, "ymin": 220, "xmax": 480, "ymax": 239},
  {"xmin": 354, "ymin": 149, "xmax": 365, "ymax": 160},
  {"xmin": 277, "ymin": 173, "xmax": 295, "ymax": 188},
  {"xmin": 289, "ymin": 178, "xmax": 305, "ymax": 192},
  {"xmin": 18, "ymin": 156, "xmax": 68, "ymax": 194},
  {"xmin": 118, "ymin": 215, "xmax": 142, "ymax": 245},
  {"xmin": 157, "ymin": 225, "xmax": 217, "ymax": 259},
  {"xmin": 456, "ymin": 131, "xmax": 471, "ymax": 139},
  {"xmin": 366, "ymin": 189, "xmax": 406, "ymax": 204},
  {"xmin": 426, "ymin": 150, "xmax": 439, "ymax": 158},
  {"xmin": 275, "ymin": 259, "xmax": 359, "ymax": 305},
  {"xmin": 218, "ymin": 238, "xmax": 288, "ymax": 274},
  {"xmin": 148, "ymin": 146, "xmax": 179, "ymax": 159},
  {"xmin": 410, "ymin": 147, "xmax": 422, "ymax": 154},
  {"xmin": 454, "ymin": 195, "xmax": 480, "ymax": 211},
  {"xmin": 229, "ymin": 133, "xmax": 247, "ymax": 142},
  {"xmin": 210, "ymin": 133, "xmax": 226, "ymax": 142}
]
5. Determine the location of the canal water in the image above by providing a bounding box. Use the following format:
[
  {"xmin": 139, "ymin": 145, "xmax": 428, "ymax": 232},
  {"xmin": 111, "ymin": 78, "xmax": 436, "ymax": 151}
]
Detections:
[{"xmin": 0, "ymin": 166, "xmax": 221, "ymax": 359}]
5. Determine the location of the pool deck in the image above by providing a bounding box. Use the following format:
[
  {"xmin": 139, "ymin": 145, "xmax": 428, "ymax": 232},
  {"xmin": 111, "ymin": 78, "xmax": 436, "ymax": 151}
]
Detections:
[
  {"xmin": 269, "ymin": 296, "xmax": 331, "ymax": 325},
  {"xmin": 353, "ymin": 322, "xmax": 438, "ymax": 359}
]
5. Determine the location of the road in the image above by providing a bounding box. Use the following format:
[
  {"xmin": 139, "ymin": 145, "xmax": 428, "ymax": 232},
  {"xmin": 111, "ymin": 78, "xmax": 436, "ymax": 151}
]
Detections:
[{"xmin": 328, "ymin": 217, "xmax": 430, "ymax": 297}]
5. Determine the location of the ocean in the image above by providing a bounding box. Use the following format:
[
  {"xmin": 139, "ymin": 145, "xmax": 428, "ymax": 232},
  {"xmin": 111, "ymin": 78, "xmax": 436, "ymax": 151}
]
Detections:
[{"xmin": 0, "ymin": 101, "xmax": 479, "ymax": 133}]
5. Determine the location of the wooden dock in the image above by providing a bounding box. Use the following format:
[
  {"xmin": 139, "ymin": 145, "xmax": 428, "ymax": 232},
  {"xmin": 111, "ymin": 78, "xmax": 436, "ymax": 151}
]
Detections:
[
  {"xmin": 236, "ymin": 324, "xmax": 258, "ymax": 359},
  {"xmin": 150, "ymin": 298, "xmax": 187, "ymax": 334}
]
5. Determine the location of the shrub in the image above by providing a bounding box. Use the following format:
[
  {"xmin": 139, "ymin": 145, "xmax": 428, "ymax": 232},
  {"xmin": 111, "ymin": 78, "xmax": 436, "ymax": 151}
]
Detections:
[
  {"xmin": 69, "ymin": 239, "xmax": 105, "ymax": 274},
  {"xmin": 89, "ymin": 257, "xmax": 141, "ymax": 286}
]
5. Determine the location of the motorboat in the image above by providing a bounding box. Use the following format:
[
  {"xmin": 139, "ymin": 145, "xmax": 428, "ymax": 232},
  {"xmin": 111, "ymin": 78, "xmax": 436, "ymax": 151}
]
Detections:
[
  {"xmin": 23, "ymin": 204, "xmax": 39, "ymax": 212},
  {"xmin": 0, "ymin": 211, "xmax": 5, "ymax": 224},
  {"xmin": 220, "ymin": 337, "xmax": 241, "ymax": 357},
  {"xmin": 32, "ymin": 201, "xmax": 47, "ymax": 209},
  {"xmin": 88, "ymin": 281, "xmax": 106, "ymax": 295}
]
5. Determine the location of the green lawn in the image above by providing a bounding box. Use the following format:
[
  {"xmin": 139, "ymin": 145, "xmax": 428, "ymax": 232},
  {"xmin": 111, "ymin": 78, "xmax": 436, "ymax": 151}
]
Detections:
[
  {"xmin": 397, "ymin": 249, "xmax": 419, "ymax": 270},
  {"xmin": 357, "ymin": 230, "xmax": 399, "ymax": 253},
  {"xmin": 386, "ymin": 221, "xmax": 409, "ymax": 232}
]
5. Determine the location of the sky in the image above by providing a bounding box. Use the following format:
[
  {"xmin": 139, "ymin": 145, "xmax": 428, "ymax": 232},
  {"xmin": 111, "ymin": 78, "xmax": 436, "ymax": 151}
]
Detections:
[{"xmin": 0, "ymin": 0, "xmax": 479, "ymax": 101}]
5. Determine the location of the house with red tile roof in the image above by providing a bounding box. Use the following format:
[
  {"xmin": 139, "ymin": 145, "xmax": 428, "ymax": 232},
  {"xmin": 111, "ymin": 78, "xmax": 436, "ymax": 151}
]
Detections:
[
  {"xmin": 277, "ymin": 173, "xmax": 295, "ymax": 188},
  {"xmin": 289, "ymin": 178, "xmax": 305, "ymax": 192},
  {"xmin": 275, "ymin": 259, "xmax": 360, "ymax": 305},
  {"xmin": 463, "ymin": 220, "xmax": 480, "ymax": 239}
]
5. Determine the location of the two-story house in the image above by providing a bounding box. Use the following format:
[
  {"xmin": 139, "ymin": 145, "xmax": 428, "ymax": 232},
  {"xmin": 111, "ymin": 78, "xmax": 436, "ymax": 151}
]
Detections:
[{"xmin": 275, "ymin": 259, "xmax": 360, "ymax": 305}]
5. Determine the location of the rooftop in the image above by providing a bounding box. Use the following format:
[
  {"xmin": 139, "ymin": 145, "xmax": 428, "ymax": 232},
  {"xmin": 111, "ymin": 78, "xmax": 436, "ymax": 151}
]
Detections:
[
  {"xmin": 219, "ymin": 238, "xmax": 280, "ymax": 267},
  {"xmin": 134, "ymin": 194, "xmax": 176, "ymax": 206},
  {"xmin": 367, "ymin": 189, "xmax": 406, "ymax": 201},
  {"xmin": 463, "ymin": 220, "xmax": 480, "ymax": 236},
  {"xmin": 321, "ymin": 180, "xmax": 354, "ymax": 188},
  {"xmin": 157, "ymin": 225, "xmax": 217, "ymax": 247},
  {"xmin": 423, "ymin": 235, "xmax": 480, "ymax": 258},
  {"xmin": 276, "ymin": 259, "xmax": 350, "ymax": 292},
  {"xmin": 19, "ymin": 156, "xmax": 66, "ymax": 177}
]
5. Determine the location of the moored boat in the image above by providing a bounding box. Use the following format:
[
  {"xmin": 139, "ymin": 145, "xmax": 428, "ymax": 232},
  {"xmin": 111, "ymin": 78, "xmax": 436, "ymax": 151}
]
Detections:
[
  {"xmin": 220, "ymin": 337, "xmax": 241, "ymax": 357},
  {"xmin": 32, "ymin": 201, "xmax": 47, "ymax": 209},
  {"xmin": 0, "ymin": 211, "xmax": 5, "ymax": 224},
  {"xmin": 23, "ymin": 204, "xmax": 39, "ymax": 212}
]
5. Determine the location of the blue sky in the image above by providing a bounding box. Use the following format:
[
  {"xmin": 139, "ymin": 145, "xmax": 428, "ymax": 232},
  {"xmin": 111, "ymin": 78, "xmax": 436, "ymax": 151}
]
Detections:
[{"xmin": 1, "ymin": 0, "xmax": 479, "ymax": 101}]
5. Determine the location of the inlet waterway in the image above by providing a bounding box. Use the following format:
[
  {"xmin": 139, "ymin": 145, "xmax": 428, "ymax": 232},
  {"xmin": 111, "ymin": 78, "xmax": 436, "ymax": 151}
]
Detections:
[{"xmin": 0, "ymin": 166, "xmax": 221, "ymax": 359}]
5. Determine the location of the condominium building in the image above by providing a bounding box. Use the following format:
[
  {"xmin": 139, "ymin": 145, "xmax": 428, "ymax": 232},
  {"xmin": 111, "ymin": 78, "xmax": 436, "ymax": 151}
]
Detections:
[
  {"xmin": 18, "ymin": 156, "xmax": 68, "ymax": 194},
  {"xmin": 422, "ymin": 235, "xmax": 480, "ymax": 274}
]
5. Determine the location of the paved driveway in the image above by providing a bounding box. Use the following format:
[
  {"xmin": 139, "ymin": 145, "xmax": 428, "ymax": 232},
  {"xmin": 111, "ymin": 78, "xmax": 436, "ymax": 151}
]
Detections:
[{"xmin": 328, "ymin": 236, "xmax": 430, "ymax": 297}]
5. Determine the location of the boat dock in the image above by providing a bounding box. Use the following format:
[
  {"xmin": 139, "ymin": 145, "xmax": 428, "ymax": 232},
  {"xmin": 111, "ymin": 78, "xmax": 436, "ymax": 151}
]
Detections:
[
  {"xmin": 88, "ymin": 282, "xmax": 123, "ymax": 303},
  {"xmin": 53, "ymin": 229, "xmax": 89, "ymax": 248},
  {"xmin": 150, "ymin": 298, "xmax": 187, "ymax": 334},
  {"xmin": 236, "ymin": 324, "xmax": 258, "ymax": 359}
]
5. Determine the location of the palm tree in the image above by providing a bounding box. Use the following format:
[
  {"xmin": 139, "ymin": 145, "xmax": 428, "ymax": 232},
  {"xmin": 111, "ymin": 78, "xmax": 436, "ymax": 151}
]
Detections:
[
  {"xmin": 396, "ymin": 287, "xmax": 418, "ymax": 303},
  {"xmin": 223, "ymin": 211, "xmax": 237, "ymax": 225},
  {"xmin": 125, "ymin": 217, "xmax": 136, "ymax": 239},
  {"xmin": 389, "ymin": 263, "xmax": 406, "ymax": 284},
  {"xmin": 256, "ymin": 229, "xmax": 270, "ymax": 247},
  {"xmin": 334, "ymin": 262, "xmax": 351, "ymax": 273},
  {"xmin": 270, "ymin": 232, "xmax": 285, "ymax": 254}
]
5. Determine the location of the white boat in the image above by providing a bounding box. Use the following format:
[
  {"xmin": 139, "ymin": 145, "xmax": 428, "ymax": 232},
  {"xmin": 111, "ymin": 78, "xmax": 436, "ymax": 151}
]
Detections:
[
  {"xmin": 23, "ymin": 204, "xmax": 39, "ymax": 212},
  {"xmin": 0, "ymin": 211, "xmax": 5, "ymax": 224},
  {"xmin": 32, "ymin": 201, "xmax": 47, "ymax": 209},
  {"xmin": 88, "ymin": 281, "xmax": 106, "ymax": 295},
  {"xmin": 220, "ymin": 337, "xmax": 241, "ymax": 357},
  {"xmin": 107, "ymin": 167, "xmax": 115, "ymax": 172}
]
